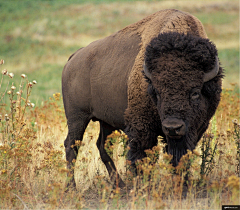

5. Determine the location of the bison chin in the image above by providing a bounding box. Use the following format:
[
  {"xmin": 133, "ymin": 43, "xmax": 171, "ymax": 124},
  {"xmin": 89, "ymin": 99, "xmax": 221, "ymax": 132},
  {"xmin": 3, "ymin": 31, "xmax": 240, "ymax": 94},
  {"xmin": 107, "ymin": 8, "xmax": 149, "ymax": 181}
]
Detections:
[
  {"xmin": 167, "ymin": 136, "xmax": 189, "ymax": 167},
  {"xmin": 167, "ymin": 128, "xmax": 198, "ymax": 167}
]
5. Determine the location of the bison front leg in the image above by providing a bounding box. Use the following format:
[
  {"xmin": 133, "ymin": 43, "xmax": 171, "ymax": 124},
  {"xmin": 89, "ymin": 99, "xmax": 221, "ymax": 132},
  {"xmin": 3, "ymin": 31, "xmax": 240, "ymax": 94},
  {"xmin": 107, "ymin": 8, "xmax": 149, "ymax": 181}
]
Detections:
[{"xmin": 125, "ymin": 126, "xmax": 158, "ymax": 175}]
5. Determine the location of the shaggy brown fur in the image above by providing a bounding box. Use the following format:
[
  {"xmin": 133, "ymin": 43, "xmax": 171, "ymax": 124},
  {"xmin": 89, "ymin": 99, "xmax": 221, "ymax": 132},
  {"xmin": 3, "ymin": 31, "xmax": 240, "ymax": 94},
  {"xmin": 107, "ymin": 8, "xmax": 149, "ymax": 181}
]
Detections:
[
  {"xmin": 125, "ymin": 31, "xmax": 223, "ymax": 167},
  {"xmin": 123, "ymin": 9, "xmax": 220, "ymax": 167},
  {"xmin": 62, "ymin": 9, "xmax": 223, "ymax": 188}
]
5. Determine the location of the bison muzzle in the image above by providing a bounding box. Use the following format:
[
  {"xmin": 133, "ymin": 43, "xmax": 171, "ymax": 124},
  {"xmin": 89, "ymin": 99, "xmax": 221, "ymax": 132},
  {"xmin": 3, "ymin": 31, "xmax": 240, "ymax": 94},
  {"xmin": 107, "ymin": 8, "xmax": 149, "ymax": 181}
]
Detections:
[{"xmin": 62, "ymin": 9, "xmax": 224, "ymax": 189}]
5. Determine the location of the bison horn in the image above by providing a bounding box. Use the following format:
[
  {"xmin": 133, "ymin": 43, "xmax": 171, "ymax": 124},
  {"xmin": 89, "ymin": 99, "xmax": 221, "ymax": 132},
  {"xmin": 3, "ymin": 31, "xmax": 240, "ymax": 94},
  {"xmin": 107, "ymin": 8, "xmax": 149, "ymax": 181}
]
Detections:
[
  {"xmin": 203, "ymin": 56, "xmax": 219, "ymax": 82},
  {"xmin": 143, "ymin": 61, "xmax": 152, "ymax": 80}
]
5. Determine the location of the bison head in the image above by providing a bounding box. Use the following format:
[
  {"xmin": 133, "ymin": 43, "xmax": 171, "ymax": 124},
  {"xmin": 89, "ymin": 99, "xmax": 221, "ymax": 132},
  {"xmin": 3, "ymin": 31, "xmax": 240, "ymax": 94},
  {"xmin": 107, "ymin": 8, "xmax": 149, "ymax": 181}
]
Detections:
[{"xmin": 144, "ymin": 32, "xmax": 223, "ymax": 166}]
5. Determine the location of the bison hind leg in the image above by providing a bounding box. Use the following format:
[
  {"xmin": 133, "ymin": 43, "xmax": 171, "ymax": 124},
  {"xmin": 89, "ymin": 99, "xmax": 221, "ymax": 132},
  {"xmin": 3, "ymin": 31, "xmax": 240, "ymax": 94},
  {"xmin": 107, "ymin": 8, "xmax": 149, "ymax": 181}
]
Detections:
[
  {"xmin": 64, "ymin": 113, "xmax": 91, "ymax": 190},
  {"xmin": 97, "ymin": 121, "xmax": 125, "ymax": 188}
]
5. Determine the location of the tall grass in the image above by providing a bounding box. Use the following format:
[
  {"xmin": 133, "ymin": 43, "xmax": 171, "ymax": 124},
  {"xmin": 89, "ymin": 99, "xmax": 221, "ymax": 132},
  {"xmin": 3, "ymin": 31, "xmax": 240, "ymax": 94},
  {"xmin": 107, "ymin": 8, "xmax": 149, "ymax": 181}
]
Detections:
[{"xmin": 0, "ymin": 59, "xmax": 239, "ymax": 209}]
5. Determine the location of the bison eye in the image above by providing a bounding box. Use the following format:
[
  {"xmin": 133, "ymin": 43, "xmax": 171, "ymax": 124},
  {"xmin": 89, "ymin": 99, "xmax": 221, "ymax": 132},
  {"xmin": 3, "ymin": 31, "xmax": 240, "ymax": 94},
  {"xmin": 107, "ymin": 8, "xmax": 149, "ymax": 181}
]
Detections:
[{"xmin": 191, "ymin": 89, "xmax": 201, "ymax": 100}]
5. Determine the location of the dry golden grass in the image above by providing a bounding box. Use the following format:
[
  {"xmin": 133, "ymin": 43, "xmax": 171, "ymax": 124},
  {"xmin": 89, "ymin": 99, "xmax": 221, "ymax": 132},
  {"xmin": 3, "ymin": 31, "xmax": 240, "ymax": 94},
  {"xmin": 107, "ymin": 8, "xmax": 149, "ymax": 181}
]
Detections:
[{"xmin": 0, "ymin": 60, "xmax": 239, "ymax": 209}]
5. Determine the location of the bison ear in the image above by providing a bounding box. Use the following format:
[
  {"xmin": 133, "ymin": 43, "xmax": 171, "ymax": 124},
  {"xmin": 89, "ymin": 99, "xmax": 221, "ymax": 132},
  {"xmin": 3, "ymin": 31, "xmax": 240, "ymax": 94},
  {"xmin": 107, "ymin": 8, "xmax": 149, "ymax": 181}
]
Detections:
[
  {"xmin": 203, "ymin": 56, "xmax": 219, "ymax": 82},
  {"xmin": 143, "ymin": 61, "xmax": 152, "ymax": 81}
]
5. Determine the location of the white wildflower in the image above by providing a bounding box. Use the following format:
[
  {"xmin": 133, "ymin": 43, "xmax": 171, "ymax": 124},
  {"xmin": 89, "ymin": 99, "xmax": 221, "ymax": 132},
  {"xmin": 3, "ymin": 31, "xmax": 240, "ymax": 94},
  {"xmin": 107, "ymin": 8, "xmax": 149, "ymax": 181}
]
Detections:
[
  {"xmin": 8, "ymin": 73, "xmax": 14, "ymax": 78},
  {"xmin": 2, "ymin": 69, "xmax": 8, "ymax": 75},
  {"xmin": 11, "ymin": 85, "xmax": 16, "ymax": 90},
  {"xmin": 21, "ymin": 74, "xmax": 26, "ymax": 78},
  {"xmin": 5, "ymin": 114, "xmax": 9, "ymax": 121}
]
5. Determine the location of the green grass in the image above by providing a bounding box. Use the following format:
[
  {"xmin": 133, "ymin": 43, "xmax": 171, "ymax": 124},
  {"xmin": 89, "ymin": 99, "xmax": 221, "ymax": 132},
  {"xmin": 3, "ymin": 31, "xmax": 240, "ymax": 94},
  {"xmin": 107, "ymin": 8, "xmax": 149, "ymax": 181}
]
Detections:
[
  {"xmin": 219, "ymin": 48, "xmax": 239, "ymax": 88},
  {"xmin": 197, "ymin": 11, "xmax": 238, "ymax": 25},
  {"xmin": 29, "ymin": 64, "xmax": 63, "ymax": 102},
  {"xmin": 0, "ymin": 0, "xmax": 239, "ymax": 106},
  {"xmin": 1, "ymin": 64, "xmax": 63, "ymax": 106}
]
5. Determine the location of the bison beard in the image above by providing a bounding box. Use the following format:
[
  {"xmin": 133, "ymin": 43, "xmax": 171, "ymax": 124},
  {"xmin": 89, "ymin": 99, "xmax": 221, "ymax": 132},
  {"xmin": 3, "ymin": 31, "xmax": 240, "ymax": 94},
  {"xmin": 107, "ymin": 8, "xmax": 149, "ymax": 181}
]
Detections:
[
  {"xmin": 168, "ymin": 140, "xmax": 187, "ymax": 167},
  {"xmin": 167, "ymin": 130, "xmax": 196, "ymax": 167}
]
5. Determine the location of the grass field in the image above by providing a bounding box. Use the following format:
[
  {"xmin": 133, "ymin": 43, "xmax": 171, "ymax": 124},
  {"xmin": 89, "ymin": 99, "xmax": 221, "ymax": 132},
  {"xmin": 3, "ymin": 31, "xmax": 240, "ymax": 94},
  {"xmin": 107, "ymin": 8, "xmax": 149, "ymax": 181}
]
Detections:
[
  {"xmin": 0, "ymin": 0, "xmax": 239, "ymax": 104},
  {"xmin": 0, "ymin": 0, "xmax": 239, "ymax": 209}
]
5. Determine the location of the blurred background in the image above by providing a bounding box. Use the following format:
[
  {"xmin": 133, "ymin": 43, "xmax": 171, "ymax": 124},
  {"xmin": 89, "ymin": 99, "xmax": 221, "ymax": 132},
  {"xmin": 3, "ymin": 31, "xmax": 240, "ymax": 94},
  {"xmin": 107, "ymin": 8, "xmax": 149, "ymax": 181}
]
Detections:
[{"xmin": 0, "ymin": 0, "xmax": 239, "ymax": 105}]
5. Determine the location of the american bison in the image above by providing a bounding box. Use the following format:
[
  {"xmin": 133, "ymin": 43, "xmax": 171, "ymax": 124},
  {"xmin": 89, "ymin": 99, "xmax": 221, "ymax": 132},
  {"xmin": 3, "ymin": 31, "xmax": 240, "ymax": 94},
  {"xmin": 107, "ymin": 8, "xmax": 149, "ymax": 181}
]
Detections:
[{"xmin": 62, "ymin": 9, "xmax": 223, "ymax": 188}]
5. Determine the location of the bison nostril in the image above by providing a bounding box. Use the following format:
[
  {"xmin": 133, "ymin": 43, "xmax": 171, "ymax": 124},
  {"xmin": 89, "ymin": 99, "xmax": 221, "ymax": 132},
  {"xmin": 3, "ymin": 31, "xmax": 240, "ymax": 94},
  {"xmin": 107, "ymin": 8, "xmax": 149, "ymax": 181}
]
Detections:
[
  {"xmin": 175, "ymin": 126, "xmax": 182, "ymax": 134},
  {"xmin": 162, "ymin": 118, "xmax": 186, "ymax": 137}
]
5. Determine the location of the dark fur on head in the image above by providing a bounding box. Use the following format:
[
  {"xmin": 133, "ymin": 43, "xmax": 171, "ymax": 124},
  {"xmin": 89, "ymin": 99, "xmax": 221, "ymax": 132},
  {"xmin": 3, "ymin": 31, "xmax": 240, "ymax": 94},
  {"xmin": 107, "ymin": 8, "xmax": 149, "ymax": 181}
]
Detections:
[
  {"xmin": 145, "ymin": 31, "xmax": 223, "ymax": 112},
  {"xmin": 145, "ymin": 32, "xmax": 218, "ymax": 73},
  {"xmin": 142, "ymin": 32, "xmax": 224, "ymax": 166}
]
